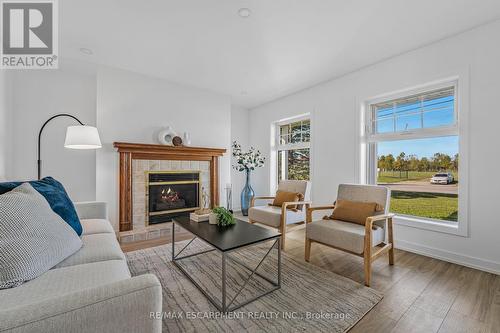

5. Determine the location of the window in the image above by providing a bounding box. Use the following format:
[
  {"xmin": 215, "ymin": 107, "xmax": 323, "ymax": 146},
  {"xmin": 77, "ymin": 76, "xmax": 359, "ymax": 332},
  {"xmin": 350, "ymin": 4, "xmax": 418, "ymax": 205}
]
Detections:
[
  {"xmin": 366, "ymin": 84, "xmax": 459, "ymax": 224},
  {"xmin": 371, "ymin": 86, "xmax": 455, "ymax": 135},
  {"xmin": 277, "ymin": 118, "xmax": 310, "ymax": 182}
]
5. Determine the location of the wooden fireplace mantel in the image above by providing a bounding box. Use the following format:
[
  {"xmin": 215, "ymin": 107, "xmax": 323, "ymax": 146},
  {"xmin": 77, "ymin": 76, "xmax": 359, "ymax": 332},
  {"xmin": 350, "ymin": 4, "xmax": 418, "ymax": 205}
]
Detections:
[{"xmin": 114, "ymin": 142, "xmax": 227, "ymax": 232}]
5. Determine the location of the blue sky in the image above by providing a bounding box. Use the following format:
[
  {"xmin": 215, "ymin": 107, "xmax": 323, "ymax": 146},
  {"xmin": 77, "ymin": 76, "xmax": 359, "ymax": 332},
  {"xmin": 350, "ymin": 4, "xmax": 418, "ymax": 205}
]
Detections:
[
  {"xmin": 376, "ymin": 95, "xmax": 454, "ymax": 133},
  {"xmin": 378, "ymin": 136, "xmax": 458, "ymax": 158},
  {"xmin": 375, "ymin": 94, "xmax": 458, "ymax": 158}
]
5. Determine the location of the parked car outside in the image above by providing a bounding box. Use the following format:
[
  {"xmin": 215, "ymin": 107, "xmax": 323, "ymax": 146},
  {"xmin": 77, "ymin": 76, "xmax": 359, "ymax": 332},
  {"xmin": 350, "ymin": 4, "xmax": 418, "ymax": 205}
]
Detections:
[{"xmin": 430, "ymin": 172, "xmax": 454, "ymax": 184}]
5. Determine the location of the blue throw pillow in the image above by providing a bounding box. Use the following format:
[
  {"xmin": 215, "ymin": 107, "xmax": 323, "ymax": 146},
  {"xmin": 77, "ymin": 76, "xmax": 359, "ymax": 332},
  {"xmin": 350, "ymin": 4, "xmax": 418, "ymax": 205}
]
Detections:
[{"xmin": 0, "ymin": 177, "xmax": 82, "ymax": 236}]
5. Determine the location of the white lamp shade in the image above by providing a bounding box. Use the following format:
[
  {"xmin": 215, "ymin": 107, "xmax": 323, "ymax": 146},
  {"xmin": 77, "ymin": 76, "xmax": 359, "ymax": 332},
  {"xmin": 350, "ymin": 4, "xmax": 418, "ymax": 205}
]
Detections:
[{"xmin": 64, "ymin": 125, "xmax": 102, "ymax": 149}]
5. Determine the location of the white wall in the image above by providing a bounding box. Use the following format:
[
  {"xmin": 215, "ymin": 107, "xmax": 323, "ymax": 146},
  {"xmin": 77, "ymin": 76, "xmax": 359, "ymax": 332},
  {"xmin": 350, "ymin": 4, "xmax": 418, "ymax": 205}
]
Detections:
[
  {"xmin": 249, "ymin": 20, "xmax": 500, "ymax": 273},
  {"xmin": 230, "ymin": 105, "xmax": 250, "ymax": 211},
  {"xmin": 0, "ymin": 72, "xmax": 13, "ymax": 181},
  {"xmin": 5, "ymin": 66, "xmax": 97, "ymax": 201},
  {"xmin": 2, "ymin": 62, "xmax": 234, "ymax": 229},
  {"xmin": 96, "ymin": 67, "xmax": 232, "ymax": 229}
]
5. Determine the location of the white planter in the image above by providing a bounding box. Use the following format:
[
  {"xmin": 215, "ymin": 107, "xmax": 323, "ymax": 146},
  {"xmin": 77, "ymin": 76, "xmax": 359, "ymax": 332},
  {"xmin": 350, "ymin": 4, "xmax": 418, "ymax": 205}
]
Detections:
[{"xmin": 209, "ymin": 213, "xmax": 218, "ymax": 225}]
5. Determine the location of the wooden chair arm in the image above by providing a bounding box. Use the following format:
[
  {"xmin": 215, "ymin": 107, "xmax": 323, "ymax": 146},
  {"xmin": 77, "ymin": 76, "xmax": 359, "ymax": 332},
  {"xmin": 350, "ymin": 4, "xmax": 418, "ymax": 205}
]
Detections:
[
  {"xmin": 365, "ymin": 213, "xmax": 394, "ymax": 244},
  {"xmin": 306, "ymin": 205, "xmax": 335, "ymax": 223},
  {"xmin": 366, "ymin": 213, "xmax": 395, "ymax": 223},
  {"xmin": 280, "ymin": 202, "xmax": 311, "ymax": 229},
  {"xmin": 250, "ymin": 196, "xmax": 275, "ymax": 208},
  {"xmin": 281, "ymin": 201, "xmax": 312, "ymax": 208},
  {"xmin": 364, "ymin": 214, "xmax": 395, "ymax": 277},
  {"xmin": 307, "ymin": 205, "xmax": 336, "ymax": 212},
  {"xmin": 281, "ymin": 202, "xmax": 311, "ymax": 218}
]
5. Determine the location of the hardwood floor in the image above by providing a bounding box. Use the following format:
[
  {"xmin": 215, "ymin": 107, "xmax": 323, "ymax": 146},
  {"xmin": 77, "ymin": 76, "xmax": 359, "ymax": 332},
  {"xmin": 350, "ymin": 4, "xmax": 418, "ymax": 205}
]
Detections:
[
  {"xmin": 122, "ymin": 226, "xmax": 500, "ymax": 333},
  {"xmin": 120, "ymin": 231, "xmax": 191, "ymax": 252},
  {"xmin": 285, "ymin": 229, "xmax": 500, "ymax": 333}
]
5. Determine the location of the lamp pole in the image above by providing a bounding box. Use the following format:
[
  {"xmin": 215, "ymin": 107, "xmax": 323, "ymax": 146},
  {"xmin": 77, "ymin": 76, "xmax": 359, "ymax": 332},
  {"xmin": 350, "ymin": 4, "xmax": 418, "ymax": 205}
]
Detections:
[{"xmin": 37, "ymin": 114, "xmax": 84, "ymax": 180}]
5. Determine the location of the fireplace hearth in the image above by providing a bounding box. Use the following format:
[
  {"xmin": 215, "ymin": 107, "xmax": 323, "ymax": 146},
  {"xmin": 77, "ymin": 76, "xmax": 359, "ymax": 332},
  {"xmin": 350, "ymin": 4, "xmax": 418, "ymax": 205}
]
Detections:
[{"xmin": 147, "ymin": 171, "xmax": 200, "ymax": 224}]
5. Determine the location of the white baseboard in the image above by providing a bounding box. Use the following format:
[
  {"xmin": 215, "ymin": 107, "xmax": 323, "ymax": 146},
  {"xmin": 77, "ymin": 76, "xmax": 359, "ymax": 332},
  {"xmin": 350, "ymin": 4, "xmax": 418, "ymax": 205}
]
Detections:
[{"xmin": 396, "ymin": 239, "xmax": 500, "ymax": 275}]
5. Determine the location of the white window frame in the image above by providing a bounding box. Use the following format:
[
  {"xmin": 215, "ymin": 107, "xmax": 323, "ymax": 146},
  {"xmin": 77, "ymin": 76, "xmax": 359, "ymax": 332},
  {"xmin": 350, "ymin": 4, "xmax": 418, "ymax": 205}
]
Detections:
[
  {"xmin": 360, "ymin": 76, "xmax": 469, "ymax": 237},
  {"xmin": 274, "ymin": 114, "xmax": 311, "ymax": 186}
]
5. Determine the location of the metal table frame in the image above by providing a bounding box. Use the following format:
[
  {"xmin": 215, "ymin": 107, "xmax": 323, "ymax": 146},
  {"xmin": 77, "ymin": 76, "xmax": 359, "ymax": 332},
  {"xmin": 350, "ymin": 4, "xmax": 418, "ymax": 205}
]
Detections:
[{"xmin": 172, "ymin": 221, "xmax": 282, "ymax": 312}]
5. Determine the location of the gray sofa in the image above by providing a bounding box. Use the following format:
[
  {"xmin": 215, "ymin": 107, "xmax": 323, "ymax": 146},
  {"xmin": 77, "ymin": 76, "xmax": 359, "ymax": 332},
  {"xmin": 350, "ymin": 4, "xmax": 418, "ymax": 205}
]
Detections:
[{"xmin": 0, "ymin": 202, "xmax": 162, "ymax": 333}]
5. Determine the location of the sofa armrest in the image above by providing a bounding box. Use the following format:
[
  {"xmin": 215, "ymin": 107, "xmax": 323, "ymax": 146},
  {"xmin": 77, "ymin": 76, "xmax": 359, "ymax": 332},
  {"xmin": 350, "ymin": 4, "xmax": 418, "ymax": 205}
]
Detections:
[
  {"xmin": 74, "ymin": 201, "xmax": 108, "ymax": 220},
  {"xmin": 0, "ymin": 274, "xmax": 162, "ymax": 333}
]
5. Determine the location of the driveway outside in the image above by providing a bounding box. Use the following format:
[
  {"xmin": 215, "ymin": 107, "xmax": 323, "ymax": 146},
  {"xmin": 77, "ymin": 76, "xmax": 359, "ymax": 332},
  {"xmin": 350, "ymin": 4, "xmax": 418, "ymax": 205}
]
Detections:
[{"xmin": 379, "ymin": 180, "xmax": 458, "ymax": 195}]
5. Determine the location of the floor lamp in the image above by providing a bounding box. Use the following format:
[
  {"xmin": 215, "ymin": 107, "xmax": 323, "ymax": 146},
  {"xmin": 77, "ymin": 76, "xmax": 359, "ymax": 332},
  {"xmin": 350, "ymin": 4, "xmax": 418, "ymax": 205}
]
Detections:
[{"xmin": 38, "ymin": 113, "xmax": 102, "ymax": 180}]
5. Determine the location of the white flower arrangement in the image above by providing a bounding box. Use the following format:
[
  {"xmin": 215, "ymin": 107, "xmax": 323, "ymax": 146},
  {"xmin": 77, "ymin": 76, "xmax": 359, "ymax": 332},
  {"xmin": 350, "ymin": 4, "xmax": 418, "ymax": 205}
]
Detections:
[{"xmin": 232, "ymin": 141, "xmax": 265, "ymax": 172}]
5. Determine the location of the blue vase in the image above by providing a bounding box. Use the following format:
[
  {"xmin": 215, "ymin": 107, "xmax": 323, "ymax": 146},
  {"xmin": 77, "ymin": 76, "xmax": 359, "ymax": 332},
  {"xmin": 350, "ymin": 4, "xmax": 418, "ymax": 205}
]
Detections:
[{"xmin": 240, "ymin": 170, "xmax": 254, "ymax": 216}]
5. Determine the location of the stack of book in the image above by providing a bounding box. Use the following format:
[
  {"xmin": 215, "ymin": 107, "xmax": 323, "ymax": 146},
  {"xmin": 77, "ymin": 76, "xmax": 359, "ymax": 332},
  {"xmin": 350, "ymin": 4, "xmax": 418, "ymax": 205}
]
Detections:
[{"xmin": 190, "ymin": 212, "xmax": 210, "ymax": 222}]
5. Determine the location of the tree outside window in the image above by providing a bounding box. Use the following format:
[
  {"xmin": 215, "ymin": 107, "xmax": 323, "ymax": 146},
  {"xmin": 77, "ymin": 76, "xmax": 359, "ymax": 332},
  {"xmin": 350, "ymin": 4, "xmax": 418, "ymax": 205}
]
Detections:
[{"xmin": 277, "ymin": 119, "xmax": 310, "ymax": 182}]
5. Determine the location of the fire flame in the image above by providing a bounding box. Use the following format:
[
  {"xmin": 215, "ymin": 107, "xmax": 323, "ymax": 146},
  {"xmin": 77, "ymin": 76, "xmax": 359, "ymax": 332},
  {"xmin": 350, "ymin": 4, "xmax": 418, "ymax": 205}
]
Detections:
[{"xmin": 160, "ymin": 187, "xmax": 179, "ymax": 202}]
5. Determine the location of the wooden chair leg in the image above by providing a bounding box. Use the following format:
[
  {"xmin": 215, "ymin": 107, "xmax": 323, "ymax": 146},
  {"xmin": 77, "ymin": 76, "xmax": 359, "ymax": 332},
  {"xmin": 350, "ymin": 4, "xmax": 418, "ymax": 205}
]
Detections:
[
  {"xmin": 388, "ymin": 217, "xmax": 395, "ymax": 265},
  {"xmin": 364, "ymin": 224, "xmax": 372, "ymax": 287},
  {"xmin": 280, "ymin": 234, "xmax": 286, "ymax": 250},
  {"xmin": 305, "ymin": 238, "xmax": 311, "ymax": 262},
  {"xmin": 364, "ymin": 253, "xmax": 372, "ymax": 287},
  {"xmin": 279, "ymin": 213, "xmax": 286, "ymax": 250}
]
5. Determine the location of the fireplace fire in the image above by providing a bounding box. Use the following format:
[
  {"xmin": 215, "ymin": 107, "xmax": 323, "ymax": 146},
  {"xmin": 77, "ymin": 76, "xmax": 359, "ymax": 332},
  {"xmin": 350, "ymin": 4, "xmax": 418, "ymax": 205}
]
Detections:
[
  {"xmin": 160, "ymin": 187, "xmax": 184, "ymax": 208},
  {"xmin": 146, "ymin": 171, "xmax": 201, "ymax": 224}
]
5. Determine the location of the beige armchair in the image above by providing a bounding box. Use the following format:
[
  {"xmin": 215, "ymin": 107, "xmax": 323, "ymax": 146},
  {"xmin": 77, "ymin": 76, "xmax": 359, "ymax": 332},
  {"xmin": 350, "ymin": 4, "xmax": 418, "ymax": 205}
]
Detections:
[
  {"xmin": 305, "ymin": 184, "xmax": 394, "ymax": 286},
  {"xmin": 248, "ymin": 180, "xmax": 311, "ymax": 249}
]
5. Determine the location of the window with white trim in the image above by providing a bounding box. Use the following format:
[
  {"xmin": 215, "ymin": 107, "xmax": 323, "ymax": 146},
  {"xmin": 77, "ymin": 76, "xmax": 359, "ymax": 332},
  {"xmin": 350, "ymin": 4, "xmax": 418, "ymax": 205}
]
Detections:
[
  {"xmin": 276, "ymin": 118, "xmax": 311, "ymax": 182},
  {"xmin": 366, "ymin": 83, "xmax": 459, "ymax": 223}
]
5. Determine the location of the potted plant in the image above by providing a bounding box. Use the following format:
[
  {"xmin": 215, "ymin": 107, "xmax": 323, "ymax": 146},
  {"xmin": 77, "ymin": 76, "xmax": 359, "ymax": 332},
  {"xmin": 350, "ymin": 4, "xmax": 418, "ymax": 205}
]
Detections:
[
  {"xmin": 209, "ymin": 207, "xmax": 236, "ymax": 227},
  {"xmin": 231, "ymin": 141, "xmax": 265, "ymax": 216}
]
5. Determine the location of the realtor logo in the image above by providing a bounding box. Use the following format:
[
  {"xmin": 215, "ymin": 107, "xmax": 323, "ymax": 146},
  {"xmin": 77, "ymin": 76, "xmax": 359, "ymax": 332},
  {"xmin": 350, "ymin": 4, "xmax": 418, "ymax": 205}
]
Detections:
[{"xmin": 1, "ymin": 0, "xmax": 58, "ymax": 69}]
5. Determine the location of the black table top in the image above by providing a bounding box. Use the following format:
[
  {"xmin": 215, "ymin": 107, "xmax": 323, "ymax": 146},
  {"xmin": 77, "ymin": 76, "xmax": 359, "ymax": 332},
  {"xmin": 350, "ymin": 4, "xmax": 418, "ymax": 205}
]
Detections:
[{"xmin": 172, "ymin": 216, "xmax": 281, "ymax": 252}]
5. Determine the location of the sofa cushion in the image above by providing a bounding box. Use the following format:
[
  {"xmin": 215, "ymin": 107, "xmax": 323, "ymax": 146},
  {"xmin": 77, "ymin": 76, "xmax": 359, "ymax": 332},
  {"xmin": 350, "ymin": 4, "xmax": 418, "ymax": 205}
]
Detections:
[
  {"xmin": 249, "ymin": 205, "xmax": 305, "ymax": 227},
  {"xmin": 81, "ymin": 219, "xmax": 115, "ymax": 235},
  {"xmin": 306, "ymin": 219, "xmax": 385, "ymax": 254},
  {"xmin": 54, "ymin": 233, "xmax": 125, "ymax": 268},
  {"xmin": 74, "ymin": 201, "xmax": 107, "ymax": 220},
  {"xmin": 271, "ymin": 190, "xmax": 303, "ymax": 210},
  {"xmin": 0, "ymin": 177, "xmax": 82, "ymax": 235},
  {"xmin": 0, "ymin": 260, "xmax": 130, "ymax": 309},
  {"xmin": 328, "ymin": 199, "xmax": 380, "ymax": 226},
  {"xmin": 0, "ymin": 183, "xmax": 82, "ymax": 289},
  {"xmin": 278, "ymin": 180, "xmax": 311, "ymax": 210},
  {"xmin": 337, "ymin": 184, "xmax": 390, "ymax": 213}
]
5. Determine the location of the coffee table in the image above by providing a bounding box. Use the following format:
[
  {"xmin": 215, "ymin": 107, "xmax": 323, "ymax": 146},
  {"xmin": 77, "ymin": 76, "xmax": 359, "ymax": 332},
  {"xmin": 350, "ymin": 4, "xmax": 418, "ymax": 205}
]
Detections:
[{"xmin": 171, "ymin": 216, "xmax": 281, "ymax": 312}]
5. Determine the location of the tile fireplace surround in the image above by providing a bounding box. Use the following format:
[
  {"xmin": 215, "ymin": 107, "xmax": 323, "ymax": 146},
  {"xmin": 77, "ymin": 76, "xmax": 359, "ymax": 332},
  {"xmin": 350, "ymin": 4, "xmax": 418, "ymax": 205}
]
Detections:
[{"xmin": 113, "ymin": 142, "xmax": 226, "ymax": 243}]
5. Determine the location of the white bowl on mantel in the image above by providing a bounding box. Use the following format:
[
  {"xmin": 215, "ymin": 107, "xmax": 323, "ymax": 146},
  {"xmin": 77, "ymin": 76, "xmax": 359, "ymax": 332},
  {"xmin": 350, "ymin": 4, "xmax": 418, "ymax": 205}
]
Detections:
[{"xmin": 158, "ymin": 126, "xmax": 177, "ymax": 145}]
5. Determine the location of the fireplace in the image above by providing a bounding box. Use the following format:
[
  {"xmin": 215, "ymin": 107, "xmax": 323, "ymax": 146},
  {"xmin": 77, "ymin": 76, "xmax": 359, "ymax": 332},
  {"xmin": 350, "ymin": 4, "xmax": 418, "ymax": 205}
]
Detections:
[
  {"xmin": 146, "ymin": 171, "xmax": 201, "ymax": 224},
  {"xmin": 114, "ymin": 142, "xmax": 226, "ymax": 237}
]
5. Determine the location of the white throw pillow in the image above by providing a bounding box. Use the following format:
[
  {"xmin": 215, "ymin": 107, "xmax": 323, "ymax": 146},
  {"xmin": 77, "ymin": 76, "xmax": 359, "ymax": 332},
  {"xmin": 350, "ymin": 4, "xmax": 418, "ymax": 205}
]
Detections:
[{"xmin": 0, "ymin": 183, "xmax": 82, "ymax": 289}]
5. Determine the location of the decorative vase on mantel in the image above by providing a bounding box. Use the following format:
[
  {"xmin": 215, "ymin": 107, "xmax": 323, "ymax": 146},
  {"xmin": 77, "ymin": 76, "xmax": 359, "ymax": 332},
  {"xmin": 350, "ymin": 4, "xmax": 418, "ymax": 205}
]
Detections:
[
  {"xmin": 240, "ymin": 169, "xmax": 255, "ymax": 216},
  {"xmin": 231, "ymin": 141, "xmax": 265, "ymax": 216}
]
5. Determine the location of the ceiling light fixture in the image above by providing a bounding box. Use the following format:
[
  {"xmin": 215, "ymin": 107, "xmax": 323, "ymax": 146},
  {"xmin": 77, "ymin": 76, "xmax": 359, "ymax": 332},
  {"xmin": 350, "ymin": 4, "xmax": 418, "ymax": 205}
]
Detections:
[
  {"xmin": 237, "ymin": 8, "xmax": 251, "ymax": 18},
  {"xmin": 79, "ymin": 47, "xmax": 93, "ymax": 55}
]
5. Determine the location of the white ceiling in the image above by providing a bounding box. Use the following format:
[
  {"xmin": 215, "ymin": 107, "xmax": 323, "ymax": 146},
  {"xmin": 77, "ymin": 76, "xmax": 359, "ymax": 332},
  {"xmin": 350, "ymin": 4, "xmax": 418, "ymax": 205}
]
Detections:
[{"xmin": 61, "ymin": 0, "xmax": 500, "ymax": 108}]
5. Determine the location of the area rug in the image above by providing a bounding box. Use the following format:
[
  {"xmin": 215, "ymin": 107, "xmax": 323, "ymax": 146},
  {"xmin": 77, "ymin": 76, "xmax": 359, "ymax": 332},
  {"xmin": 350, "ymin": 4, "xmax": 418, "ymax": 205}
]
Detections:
[{"xmin": 126, "ymin": 238, "xmax": 382, "ymax": 333}]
